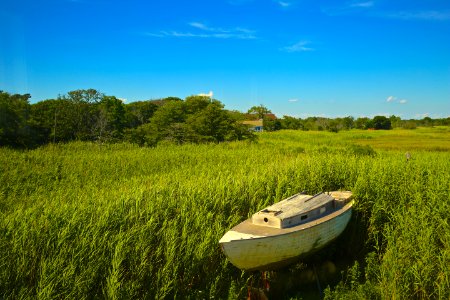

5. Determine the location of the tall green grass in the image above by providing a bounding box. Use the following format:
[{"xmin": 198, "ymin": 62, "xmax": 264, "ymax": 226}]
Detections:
[{"xmin": 1, "ymin": 128, "xmax": 449, "ymax": 299}]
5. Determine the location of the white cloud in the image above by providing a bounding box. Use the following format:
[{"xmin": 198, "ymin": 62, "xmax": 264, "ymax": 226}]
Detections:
[
  {"xmin": 288, "ymin": 98, "xmax": 299, "ymax": 102},
  {"xmin": 189, "ymin": 22, "xmax": 210, "ymax": 31},
  {"xmin": 386, "ymin": 96, "xmax": 396, "ymax": 102},
  {"xmin": 188, "ymin": 22, "xmax": 254, "ymax": 34},
  {"xmin": 198, "ymin": 91, "xmax": 213, "ymax": 98},
  {"xmin": 118, "ymin": 98, "xmax": 128, "ymax": 103},
  {"xmin": 322, "ymin": 3, "xmax": 450, "ymax": 22},
  {"xmin": 145, "ymin": 22, "xmax": 257, "ymax": 40},
  {"xmin": 281, "ymin": 41, "xmax": 314, "ymax": 52},
  {"xmin": 322, "ymin": 1, "xmax": 374, "ymax": 16},
  {"xmin": 278, "ymin": 1, "xmax": 291, "ymax": 7},
  {"xmin": 349, "ymin": 1, "xmax": 374, "ymax": 8},
  {"xmin": 144, "ymin": 32, "xmax": 166, "ymax": 38},
  {"xmin": 384, "ymin": 10, "xmax": 450, "ymax": 21},
  {"xmin": 415, "ymin": 113, "xmax": 429, "ymax": 118},
  {"xmin": 386, "ymin": 96, "xmax": 408, "ymax": 104}
]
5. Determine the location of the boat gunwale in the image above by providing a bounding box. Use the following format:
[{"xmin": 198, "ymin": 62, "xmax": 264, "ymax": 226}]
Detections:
[{"xmin": 220, "ymin": 200, "xmax": 354, "ymax": 243}]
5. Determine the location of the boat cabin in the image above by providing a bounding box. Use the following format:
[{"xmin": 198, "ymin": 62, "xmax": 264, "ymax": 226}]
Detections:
[{"xmin": 252, "ymin": 192, "xmax": 351, "ymax": 229}]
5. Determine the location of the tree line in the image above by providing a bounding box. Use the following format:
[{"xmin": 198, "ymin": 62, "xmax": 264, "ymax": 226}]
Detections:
[
  {"xmin": 273, "ymin": 114, "xmax": 450, "ymax": 132},
  {"xmin": 1, "ymin": 90, "xmax": 449, "ymax": 148},
  {"xmin": 0, "ymin": 89, "xmax": 254, "ymax": 148},
  {"xmin": 269, "ymin": 115, "xmax": 392, "ymax": 132},
  {"xmin": 245, "ymin": 104, "xmax": 450, "ymax": 132}
]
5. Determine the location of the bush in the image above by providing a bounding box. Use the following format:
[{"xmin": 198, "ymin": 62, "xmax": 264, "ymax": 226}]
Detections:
[{"xmin": 347, "ymin": 144, "xmax": 377, "ymax": 157}]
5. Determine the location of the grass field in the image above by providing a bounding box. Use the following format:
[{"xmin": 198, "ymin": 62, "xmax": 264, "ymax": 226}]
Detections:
[{"xmin": 1, "ymin": 127, "xmax": 450, "ymax": 299}]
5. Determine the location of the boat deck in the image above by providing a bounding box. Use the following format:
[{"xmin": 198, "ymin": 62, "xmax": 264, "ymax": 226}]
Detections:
[
  {"xmin": 220, "ymin": 199, "xmax": 353, "ymax": 242},
  {"xmin": 252, "ymin": 192, "xmax": 351, "ymax": 229},
  {"xmin": 262, "ymin": 193, "xmax": 334, "ymax": 218}
]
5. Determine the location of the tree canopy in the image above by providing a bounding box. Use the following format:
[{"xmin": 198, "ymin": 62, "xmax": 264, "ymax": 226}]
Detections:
[
  {"xmin": 247, "ymin": 105, "xmax": 272, "ymax": 119},
  {"xmin": 0, "ymin": 91, "xmax": 32, "ymax": 147},
  {"xmin": 0, "ymin": 90, "xmax": 259, "ymax": 148},
  {"xmin": 1, "ymin": 89, "xmax": 449, "ymax": 148}
]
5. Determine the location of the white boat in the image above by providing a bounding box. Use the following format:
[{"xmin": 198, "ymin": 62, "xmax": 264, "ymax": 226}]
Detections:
[{"xmin": 219, "ymin": 191, "xmax": 354, "ymax": 270}]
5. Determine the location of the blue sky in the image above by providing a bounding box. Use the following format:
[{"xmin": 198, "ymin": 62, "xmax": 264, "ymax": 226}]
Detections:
[{"xmin": 1, "ymin": 0, "xmax": 449, "ymax": 119}]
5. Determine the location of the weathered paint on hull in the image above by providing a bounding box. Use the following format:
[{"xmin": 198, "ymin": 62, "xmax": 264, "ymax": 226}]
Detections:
[{"xmin": 220, "ymin": 201, "xmax": 353, "ymax": 271}]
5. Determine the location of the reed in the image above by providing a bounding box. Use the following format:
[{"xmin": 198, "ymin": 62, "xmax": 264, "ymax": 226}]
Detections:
[{"xmin": 1, "ymin": 128, "xmax": 449, "ymax": 299}]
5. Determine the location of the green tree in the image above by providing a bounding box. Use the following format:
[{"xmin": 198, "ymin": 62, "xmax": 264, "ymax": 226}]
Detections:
[
  {"xmin": 402, "ymin": 120, "xmax": 417, "ymax": 129},
  {"xmin": 65, "ymin": 89, "xmax": 104, "ymax": 104},
  {"xmin": 227, "ymin": 110, "xmax": 246, "ymax": 122},
  {"xmin": 149, "ymin": 96, "xmax": 183, "ymax": 107},
  {"xmin": 124, "ymin": 98, "xmax": 185, "ymax": 146},
  {"xmin": 150, "ymin": 100, "xmax": 186, "ymax": 129},
  {"xmin": 389, "ymin": 115, "xmax": 402, "ymax": 128},
  {"xmin": 247, "ymin": 105, "xmax": 271, "ymax": 119},
  {"xmin": 94, "ymin": 96, "xmax": 126, "ymax": 142},
  {"xmin": 0, "ymin": 91, "xmax": 32, "ymax": 147},
  {"xmin": 355, "ymin": 117, "xmax": 370, "ymax": 129},
  {"xmin": 186, "ymin": 100, "xmax": 231, "ymax": 142},
  {"xmin": 126, "ymin": 97, "xmax": 256, "ymax": 146},
  {"xmin": 124, "ymin": 101, "xmax": 158, "ymax": 128},
  {"xmin": 147, "ymin": 100, "xmax": 187, "ymax": 144},
  {"xmin": 326, "ymin": 119, "xmax": 340, "ymax": 133},
  {"xmin": 29, "ymin": 99, "xmax": 78, "ymax": 143},
  {"xmin": 372, "ymin": 116, "xmax": 392, "ymax": 130},
  {"xmin": 422, "ymin": 116, "xmax": 433, "ymax": 127},
  {"xmin": 303, "ymin": 117, "xmax": 318, "ymax": 131},
  {"xmin": 185, "ymin": 95, "xmax": 211, "ymax": 114},
  {"xmin": 280, "ymin": 116, "xmax": 303, "ymax": 130},
  {"xmin": 59, "ymin": 89, "xmax": 104, "ymax": 140},
  {"xmin": 226, "ymin": 121, "xmax": 257, "ymax": 142},
  {"xmin": 342, "ymin": 116, "xmax": 354, "ymax": 130},
  {"xmin": 263, "ymin": 116, "xmax": 281, "ymax": 131}
]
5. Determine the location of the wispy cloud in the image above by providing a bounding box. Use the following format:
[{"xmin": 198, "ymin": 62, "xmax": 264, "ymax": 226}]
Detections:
[
  {"xmin": 322, "ymin": 1, "xmax": 374, "ymax": 16},
  {"xmin": 415, "ymin": 113, "xmax": 429, "ymax": 118},
  {"xmin": 324, "ymin": 2, "xmax": 450, "ymax": 22},
  {"xmin": 386, "ymin": 96, "xmax": 408, "ymax": 104},
  {"xmin": 189, "ymin": 22, "xmax": 210, "ymax": 31},
  {"xmin": 386, "ymin": 96, "xmax": 396, "ymax": 102},
  {"xmin": 145, "ymin": 22, "xmax": 257, "ymax": 40},
  {"xmin": 349, "ymin": 1, "xmax": 374, "ymax": 8},
  {"xmin": 383, "ymin": 10, "xmax": 450, "ymax": 21},
  {"xmin": 145, "ymin": 31, "xmax": 256, "ymax": 39},
  {"xmin": 288, "ymin": 98, "xmax": 299, "ymax": 102},
  {"xmin": 188, "ymin": 22, "xmax": 254, "ymax": 34},
  {"xmin": 278, "ymin": 1, "xmax": 292, "ymax": 8},
  {"xmin": 281, "ymin": 41, "xmax": 314, "ymax": 52}
]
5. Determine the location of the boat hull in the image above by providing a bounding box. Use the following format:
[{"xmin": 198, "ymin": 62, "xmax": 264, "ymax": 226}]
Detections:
[{"xmin": 220, "ymin": 201, "xmax": 353, "ymax": 270}]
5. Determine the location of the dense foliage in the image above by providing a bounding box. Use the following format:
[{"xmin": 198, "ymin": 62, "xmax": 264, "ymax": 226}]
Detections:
[
  {"xmin": 277, "ymin": 115, "xmax": 450, "ymax": 132},
  {"xmin": 0, "ymin": 90, "xmax": 254, "ymax": 148},
  {"xmin": 2, "ymin": 90, "xmax": 449, "ymax": 149},
  {"xmin": 1, "ymin": 128, "xmax": 450, "ymax": 299}
]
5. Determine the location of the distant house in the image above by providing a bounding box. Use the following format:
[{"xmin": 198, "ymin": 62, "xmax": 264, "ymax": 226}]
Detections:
[
  {"xmin": 243, "ymin": 119, "xmax": 264, "ymax": 132},
  {"xmin": 242, "ymin": 113, "xmax": 278, "ymax": 132}
]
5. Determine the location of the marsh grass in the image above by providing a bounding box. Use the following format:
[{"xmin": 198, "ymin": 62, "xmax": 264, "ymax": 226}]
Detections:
[{"xmin": 1, "ymin": 128, "xmax": 449, "ymax": 299}]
